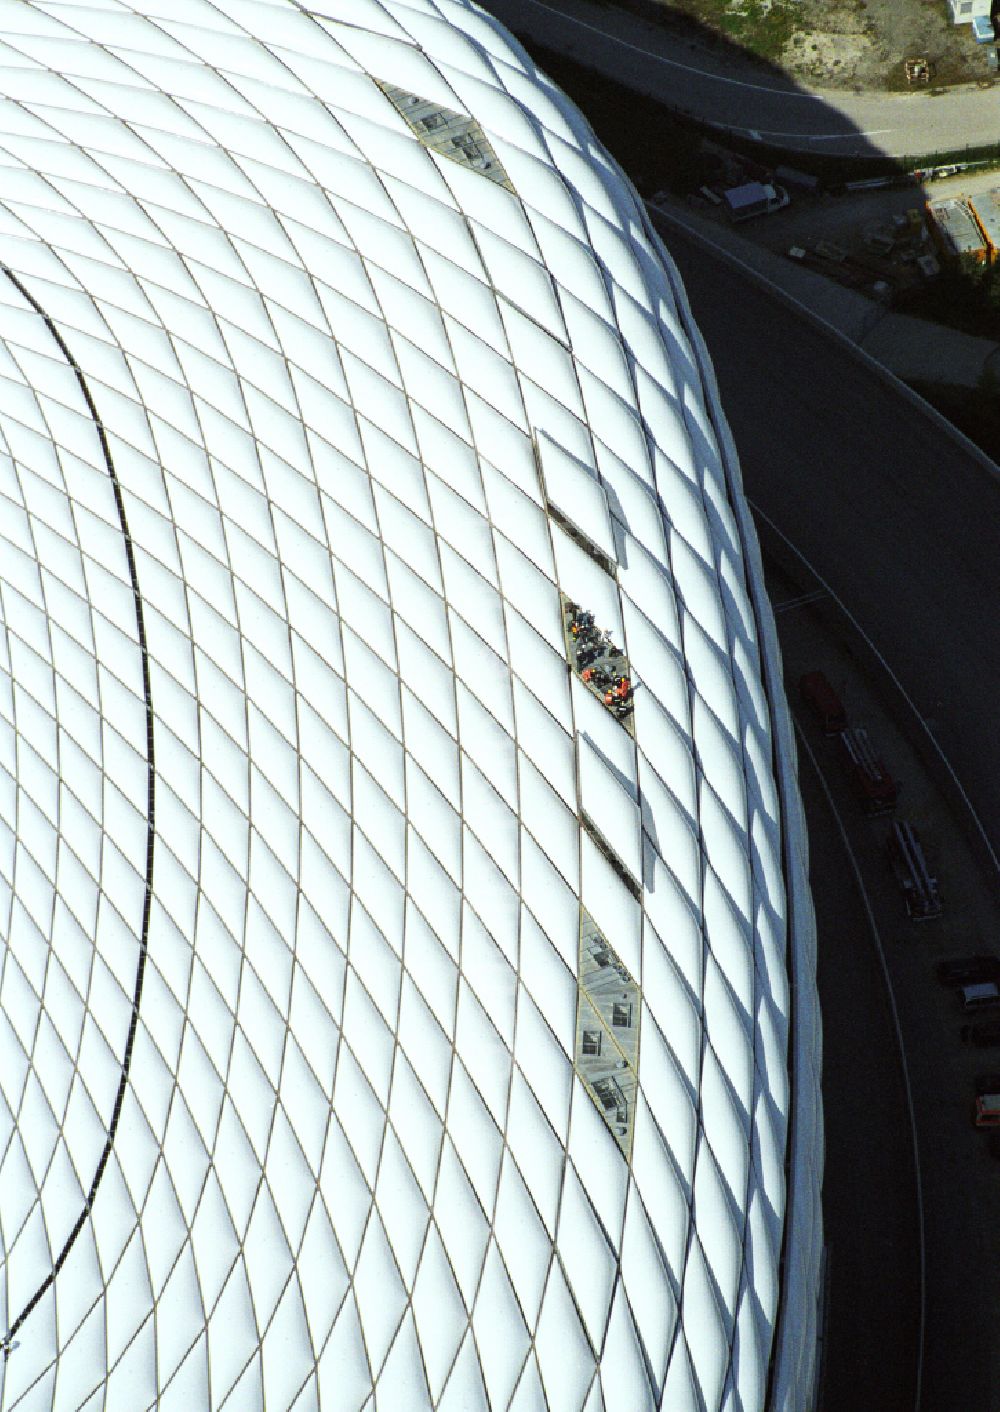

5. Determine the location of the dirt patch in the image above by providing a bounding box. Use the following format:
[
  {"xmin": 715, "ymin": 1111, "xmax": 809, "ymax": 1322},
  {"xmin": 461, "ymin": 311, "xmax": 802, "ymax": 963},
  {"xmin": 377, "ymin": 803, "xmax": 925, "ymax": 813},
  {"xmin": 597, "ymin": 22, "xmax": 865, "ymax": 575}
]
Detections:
[
  {"xmin": 784, "ymin": 0, "xmax": 992, "ymax": 88},
  {"xmin": 784, "ymin": 28, "xmax": 874, "ymax": 84},
  {"xmin": 633, "ymin": 0, "xmax": 998, "ymax": 89}
]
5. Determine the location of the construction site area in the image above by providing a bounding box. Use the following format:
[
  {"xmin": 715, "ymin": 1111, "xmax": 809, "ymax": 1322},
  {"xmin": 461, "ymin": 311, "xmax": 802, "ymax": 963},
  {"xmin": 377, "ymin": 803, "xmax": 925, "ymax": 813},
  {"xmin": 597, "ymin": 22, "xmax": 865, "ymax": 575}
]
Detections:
[{"xmin": 677, "ymin": 141, "xmax": 1000, "ymax": 313}]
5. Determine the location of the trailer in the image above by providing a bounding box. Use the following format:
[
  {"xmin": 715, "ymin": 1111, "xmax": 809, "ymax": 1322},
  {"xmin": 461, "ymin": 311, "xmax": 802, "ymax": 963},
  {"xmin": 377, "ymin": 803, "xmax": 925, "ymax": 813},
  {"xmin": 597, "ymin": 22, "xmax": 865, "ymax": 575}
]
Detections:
[
  {"xmin": 774, "ymin": 164, "xmax": 820, "ymax": 194},
  {"xmin": 839, "ymin": 727, "xmax": 898, "ymax": 815},
  {"xmin": 947, "ymin": 0, "xmax": 991, "ymax": 25},
  {"xmin": 888, "ymin": 820, "xmax": 941, "ymax": 921}
]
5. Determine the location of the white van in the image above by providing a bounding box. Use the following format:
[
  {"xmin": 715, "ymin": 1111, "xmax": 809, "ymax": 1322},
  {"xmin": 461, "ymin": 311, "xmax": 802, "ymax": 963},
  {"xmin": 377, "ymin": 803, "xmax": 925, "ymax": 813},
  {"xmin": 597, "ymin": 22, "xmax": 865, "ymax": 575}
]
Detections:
[{"xmin": 722, "ymin": 181, "xmax": 790, "ymax": 223}]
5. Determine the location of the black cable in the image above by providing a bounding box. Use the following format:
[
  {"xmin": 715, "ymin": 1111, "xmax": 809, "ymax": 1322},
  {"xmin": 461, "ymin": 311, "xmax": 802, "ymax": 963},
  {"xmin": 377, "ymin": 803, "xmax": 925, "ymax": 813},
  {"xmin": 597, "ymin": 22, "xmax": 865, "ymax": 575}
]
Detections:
[{"xmin": 1, "ymin": 267, "xmax": 155, "ymax": 1354}]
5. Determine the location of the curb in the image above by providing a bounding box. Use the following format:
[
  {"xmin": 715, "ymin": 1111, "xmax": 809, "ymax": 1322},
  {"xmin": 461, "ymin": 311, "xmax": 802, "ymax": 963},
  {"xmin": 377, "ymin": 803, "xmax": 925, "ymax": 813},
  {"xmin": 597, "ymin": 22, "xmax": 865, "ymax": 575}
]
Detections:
[
  {"xmin": 647, "ymin": 197, "xmax": 1000, "ymax": 485},
  {"xmin": 652, "ymin": 202, "xmax": 1000, "ymax": 904}
]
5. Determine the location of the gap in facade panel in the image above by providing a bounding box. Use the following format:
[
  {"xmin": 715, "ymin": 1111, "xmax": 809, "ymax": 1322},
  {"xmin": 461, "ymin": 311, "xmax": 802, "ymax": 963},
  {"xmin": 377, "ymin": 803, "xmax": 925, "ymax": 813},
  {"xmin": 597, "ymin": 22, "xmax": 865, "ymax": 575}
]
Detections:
[
  {"xmin": 376, "ymin": 81, "xmax": 515, "ymax": 190},
  {"xmin": 562, "ymin": 593, "xmax": 635, "ymax": 734},
  {"xmin": 574, "ymin": 908, "xmax": 640, "ymax": 1160}
]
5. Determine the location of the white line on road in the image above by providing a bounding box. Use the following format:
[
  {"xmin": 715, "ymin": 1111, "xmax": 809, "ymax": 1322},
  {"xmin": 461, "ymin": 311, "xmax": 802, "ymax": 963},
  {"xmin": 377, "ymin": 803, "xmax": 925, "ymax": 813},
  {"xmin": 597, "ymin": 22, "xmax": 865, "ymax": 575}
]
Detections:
[
  {"xmin": 793, "ymin": 719, "xmax": 926, "ymax": 1412},
  {"xmin": 698, "ymin": 121, "xmax": 897, "ymax": 152},
  {"xmin": 503, "ymin": 0, "xmax": 911, "ymax": 150},
  {"xmin": 773, "ymin": 588, "xmax": 828, "ymax": 612},
  {"xmin": 714, "ymin": 123, "xmax": 895, "ymax": 142},
  {"xmin": 507, "ymin": 0, "xmax": 831, "ymax": 100},
  {"xmin": 807, "ymin": 129, "xmax": 893, "ymax": 142}
]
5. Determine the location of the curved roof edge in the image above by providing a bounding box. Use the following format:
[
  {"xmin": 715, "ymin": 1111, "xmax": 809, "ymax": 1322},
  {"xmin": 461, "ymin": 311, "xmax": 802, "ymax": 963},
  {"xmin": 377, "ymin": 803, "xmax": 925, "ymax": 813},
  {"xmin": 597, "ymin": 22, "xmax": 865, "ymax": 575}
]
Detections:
[{"xmin": 636, "ymin": 199, "xmax": 824, "ymax": 1408}]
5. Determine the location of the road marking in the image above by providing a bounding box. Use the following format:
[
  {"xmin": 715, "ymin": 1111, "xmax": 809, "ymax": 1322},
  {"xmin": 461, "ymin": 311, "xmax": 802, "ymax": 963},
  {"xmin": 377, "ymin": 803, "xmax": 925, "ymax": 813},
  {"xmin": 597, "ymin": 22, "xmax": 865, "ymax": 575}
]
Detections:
[
  {"xmin": 697, "ymin": 120, "xmax": 898, "ymax": 155},
  {"xmin": 508, "ymin": 0, "xmax": 833, "ymax": 100},
  {"xmin": 706, "ymin": 120, "xmax": 894, "ymax": 141},
  {"xmin": 773, "ymin": 588, "xmax": 828, "ymax": 612},
  {"xmin": 808, "ymin": 129, "xmax": 893, "ymax": 142},
  {"xmin": 793, "ymin": 719, "xmax": 926, "ymax": 1412},
  {"xmin": 505, "ymin": 0, "xmax": 908, "ymax": 148}
]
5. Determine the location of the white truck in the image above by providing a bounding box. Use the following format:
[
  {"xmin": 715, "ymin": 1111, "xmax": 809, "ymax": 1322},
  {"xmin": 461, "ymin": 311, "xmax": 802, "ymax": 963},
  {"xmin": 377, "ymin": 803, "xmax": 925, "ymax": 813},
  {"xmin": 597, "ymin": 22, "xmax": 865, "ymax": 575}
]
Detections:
[{"xmin": 722, "ymin": 181, "xmax": 790, "ymax": 223}]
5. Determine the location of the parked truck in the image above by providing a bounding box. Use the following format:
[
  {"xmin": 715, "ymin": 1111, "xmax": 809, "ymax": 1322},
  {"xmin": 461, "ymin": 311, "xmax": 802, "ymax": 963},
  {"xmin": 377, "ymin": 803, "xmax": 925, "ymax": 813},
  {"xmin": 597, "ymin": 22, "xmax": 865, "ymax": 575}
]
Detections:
[
  {"xmin": 839, "ymin": 726, "xmax": 899, "ymax": 815},
  {"xmin": 888, "ymin": 820, "xmax": 941, "ymax": 921},
  {"xmin": 722, "ymin": 181, "xmax": 790, "ymax": 223}
]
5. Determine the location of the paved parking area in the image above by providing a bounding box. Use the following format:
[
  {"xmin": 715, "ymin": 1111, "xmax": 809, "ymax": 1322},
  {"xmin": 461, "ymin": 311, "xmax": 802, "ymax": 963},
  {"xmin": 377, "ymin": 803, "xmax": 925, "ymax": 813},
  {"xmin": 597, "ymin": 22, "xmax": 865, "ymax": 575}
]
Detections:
[
  {"xmin": 763, "ymin": 545, "xmax": 1000, "ymax": 1412},
  {"xmin": 650, "ymin": 192, "xmax": 1000, "ymax": 386}
]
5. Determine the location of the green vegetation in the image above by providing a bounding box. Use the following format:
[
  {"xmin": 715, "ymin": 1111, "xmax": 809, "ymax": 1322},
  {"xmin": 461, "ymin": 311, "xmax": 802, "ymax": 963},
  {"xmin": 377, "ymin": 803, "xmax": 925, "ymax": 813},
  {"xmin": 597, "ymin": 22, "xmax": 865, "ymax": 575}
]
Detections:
[
  {"xmin": 894, "ymin": 256, "xmax": 1000, "ymax": 340},
  {"xmin": 588, "ymin": 0, "xmax": 800, "ymax": 63},
  {"xmin": 666, "ymin": 0, "xmax": 798, "ymax": 60}
]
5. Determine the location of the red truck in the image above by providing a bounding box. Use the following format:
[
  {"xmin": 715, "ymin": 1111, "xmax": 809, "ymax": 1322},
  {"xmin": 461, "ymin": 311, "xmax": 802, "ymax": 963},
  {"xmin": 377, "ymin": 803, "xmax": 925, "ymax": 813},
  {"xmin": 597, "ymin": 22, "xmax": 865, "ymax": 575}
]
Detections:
[{"xmin": 799, "ymin": 671, "xmax": 847, "ymax": 735}]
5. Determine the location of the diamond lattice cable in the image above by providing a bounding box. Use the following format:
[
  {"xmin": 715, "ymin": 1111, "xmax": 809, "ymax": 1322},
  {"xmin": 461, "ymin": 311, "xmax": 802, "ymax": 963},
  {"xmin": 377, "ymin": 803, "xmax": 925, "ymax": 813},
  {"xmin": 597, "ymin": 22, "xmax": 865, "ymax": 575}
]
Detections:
[
  {"xmin": 0, "ymin": 265, "xmax": 155, "ymax": 1359},
  {"xmin": 0, "ymin": 2, "xmax": 821, "ymax": 1409}
]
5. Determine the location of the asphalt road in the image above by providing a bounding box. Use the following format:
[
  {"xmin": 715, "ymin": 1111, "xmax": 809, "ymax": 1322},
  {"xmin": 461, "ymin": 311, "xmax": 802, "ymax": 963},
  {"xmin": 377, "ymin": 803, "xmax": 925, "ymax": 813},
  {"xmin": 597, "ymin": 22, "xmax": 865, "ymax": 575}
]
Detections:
[
  {"xmin": 787, "ymin": 694, "xmax": 918, "ymax": 1412},
  {"xmin": 480, "ymin": 0, "xmax": 1000, "ymax": 158},
  {"xmin": 660, "ymin": 225, "xmax": 1000, "ymax": 850},
  {"xmin": 654, "ymin": 213, "xmax": 1000, "ymax": 1410}
]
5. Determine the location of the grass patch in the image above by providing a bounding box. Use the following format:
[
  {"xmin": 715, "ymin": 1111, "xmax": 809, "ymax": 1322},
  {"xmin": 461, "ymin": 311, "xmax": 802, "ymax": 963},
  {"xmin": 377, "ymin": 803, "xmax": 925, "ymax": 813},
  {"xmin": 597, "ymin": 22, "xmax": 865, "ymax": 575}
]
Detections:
[
  {"xmin": 587, "ymin": 0, "xmax": 799, "ymax": 62},
  {"xmin": 674, "ymin": 0, "xmax": 798, "ymax": 60}
]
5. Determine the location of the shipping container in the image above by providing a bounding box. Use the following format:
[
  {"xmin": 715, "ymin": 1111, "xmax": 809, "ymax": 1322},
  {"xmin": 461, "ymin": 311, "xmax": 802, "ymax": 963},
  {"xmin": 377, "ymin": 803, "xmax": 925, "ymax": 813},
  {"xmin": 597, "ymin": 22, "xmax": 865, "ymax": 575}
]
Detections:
[
  {"xmin": 968, "ymin": 189, "xmax": 1000, "ymax": 260},
  {"xmin": 926, "ymin": 199, "xmax": 988, "ymax": 263}
]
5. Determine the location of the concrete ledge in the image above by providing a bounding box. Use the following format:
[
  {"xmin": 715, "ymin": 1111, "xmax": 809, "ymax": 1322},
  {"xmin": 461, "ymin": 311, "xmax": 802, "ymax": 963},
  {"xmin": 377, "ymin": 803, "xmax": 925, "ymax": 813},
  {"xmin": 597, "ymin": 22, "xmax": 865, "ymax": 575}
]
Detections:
[
  {"xmin": 648, "ymin": 194, "xmax": 1000, "ymax": 388},
  {"xmin": 649, "ymin": 193, "xmax": 1000, "ymax": 416}
]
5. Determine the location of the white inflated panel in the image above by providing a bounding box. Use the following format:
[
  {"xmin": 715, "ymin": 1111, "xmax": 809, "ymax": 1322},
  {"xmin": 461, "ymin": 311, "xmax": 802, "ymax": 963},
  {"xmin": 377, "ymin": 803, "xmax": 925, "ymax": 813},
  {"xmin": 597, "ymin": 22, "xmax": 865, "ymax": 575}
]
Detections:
[{"xmin": 0, "ymin": 2, "xmax": 820, "ymax": 1410}]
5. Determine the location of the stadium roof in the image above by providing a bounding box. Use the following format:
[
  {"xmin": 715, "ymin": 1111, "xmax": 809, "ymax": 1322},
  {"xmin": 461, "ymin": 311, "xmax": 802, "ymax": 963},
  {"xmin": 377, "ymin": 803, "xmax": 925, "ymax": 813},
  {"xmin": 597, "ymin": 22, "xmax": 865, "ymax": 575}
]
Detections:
[{"xmin": 0, "ymin": 2, "xmax": 821, "ymax": 1409}]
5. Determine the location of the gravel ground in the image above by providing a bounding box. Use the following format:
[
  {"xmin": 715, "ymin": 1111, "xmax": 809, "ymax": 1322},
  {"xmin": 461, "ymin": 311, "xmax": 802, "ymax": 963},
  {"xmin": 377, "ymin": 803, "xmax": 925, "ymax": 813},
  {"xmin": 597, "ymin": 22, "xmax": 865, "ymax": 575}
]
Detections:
[
  {"xmin": 785, "ymin": 0, "xmax": 992, "ymax": 89},
  {"xmin": 697, "ymin": 170, "xmax": 1000, "ymax": 256},
  {"xmin": 639, "ymin": 0, "xmax": 998, "ymax": 89}
]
